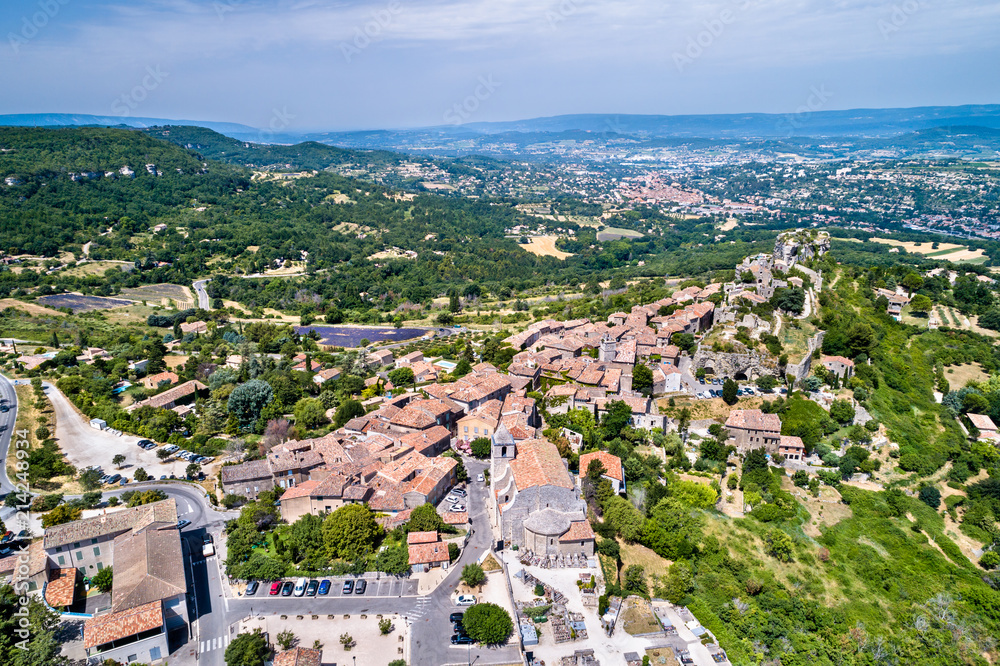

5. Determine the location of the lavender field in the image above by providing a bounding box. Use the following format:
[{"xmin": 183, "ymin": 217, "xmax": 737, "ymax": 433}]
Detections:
[
  {"xmin": 37, "ymin": 294, "xmax": 133, "ymax": 313},
  {"xmin": 294, "ymin": 325, "xmax": 430, "ymax": 347}
]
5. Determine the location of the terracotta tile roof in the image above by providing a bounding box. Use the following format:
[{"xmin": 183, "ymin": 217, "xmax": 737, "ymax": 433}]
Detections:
[
  {"xmin": 274, "ymin": 647, "xmax": 322, "ymax": 666},
  {"xmin": 367, "ymin": 486, "xmax": 406, "ymax": 512},
  {"xmin": 142, "ymin": 371, "xmax": 178, "ymax": 389},
  {"xmin": 111, "ymin": 525, "xmax": 186, "ymax": 612},
  {"xmin": 559, "ymin": 520, "xmax": 596, "ymax": 542},
  {"xmin": 725, "ymin": 409, "xmax": 781, "ymax": 433},
  {"xmin": 27, "ymin": 539, "xmax": 47, "ymax": 577},
  {"xmin": 407, "ymin": 530, "xmax": 439, "ymax": 544},
  {"xmin": 221, "ymin": 459, "xmax": 271, "ymax": 484},
  {"xmin": 278, "ymin": 479, "xmax": 321, "ymax": 501},
  {"xmin": 43, "ymin": 499, "xmax": 178, "ymax": 550},
  {"xmin": 441, "ymin": 512, "xmax": 468, "ymax": 525},
  {"xmin": 45, "ymin": 567, "xmax": 77, "ymax": 607},
  {"xmin": 579, "ymin": 451, "xmax": 624, "ymax": 483},
  {"xmin": 509, "ymin": 439, "xmax": 574, "ymax": 491},
  {"xmin": 779, "ymin": 435, "xmax": 805, "ymax": 451},
  {"xmin": 84, "ymin": 600, "xmax": 163, "ymax": 649},
  {"xmin": 129, "ymin": 379, "xmax": 206, "ymax": 411},
  {"xmin": 969, "ymin": 413, "xmax": 997, "ymax": 431},
  {"xmin": 408, "ymin": 540, "xmax": 450, "ymax": 565},
  {"xmin": 822, "ymin": 355, "xmax": 855, "ymax": 367},
  {"xmin": 399, "ymin": 426, "xmax": 451, "ymax": 455}
]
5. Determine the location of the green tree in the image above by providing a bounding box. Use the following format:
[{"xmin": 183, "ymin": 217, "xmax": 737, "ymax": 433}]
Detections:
[
  {"xmin": 461, "ymin": 563, "xmax": 486, "ymax": 588},
  {"xmin": 587, "ymin": 458, "xmax": 607, "ymax": 481},
  {"xmin": 664, "ymin": 561, "xmax": 692, "ymax": 603},
  {"xmin": 92, "ymin": 566, "xmax": 113, "ymax": 593},
  {"xmin": 901, "ymin": 272, "xmax": 924, "ymax": 294},
  {"xmin": 276, "ymin": 630, "xmax": 297, "ymax": 651},
  {"xmin": 112, "ymin": 454, "xmax": 126, "ymax": 468},
  {"xmin": 722, "ymin": 378, "xmax": 738, "ymax": 405},
  {"xmin": 462, "ymin": 602, "xmax": 513, "ymax": 645},
  {"xmin": 293, "ymin": 397, "xmax": 327, "ymax": 429},
  {"xmin": 228, "ymin": 379, "xmax": 275, "ymax": 428},
  {"xmin": 829, "ymin": 399, "xmax": 855, "ymax": 425},
  {"xmin": 133, "ymin": 467, "xmax": 149, "ymax": 482},
  {"xmin": 471, "ymin": 437, "xmax": 492, "ymax": 459},
  {"xmin": 333, "ymin": 400, "xmax": 366, "ymax": 428},
  {"xmin": 980, "ymin": 551, "xmax": 1000, "ymax": 570},
  {"xmin": 34, "ymin": 425, "xmax": 49, "ymax": 440},
  {"xmin": 186, "ymin": 463, "xmax": 202, "ymax": 478},
  {"xmin": 919, "ymin": 485, "xmax": 942, "ymax": 509},
  {"xmin": 388, "ymin": 367, "xmax": 415, "ymax": 388},
  {"xmin": 602, "ymin": 400, "xmax": 633, "ymax": 439},
  {"xmin": 755, "ymin": 375, "xmax": 777, "ymax": 391},
  {"xmin": 765, "ymin": 528, "xmax": 794, "ymax": 562},
  {"xmin": 632, "ymin": 364, "xmax": 653, "ymax": 396},
  {"xmin": 910, "ymin": 293, "xmax": 933, "ymax": 315},
  {"xmin": 225, "ymin": 629, "xmax": 271, "ymax": 666},
  {"xmin": 379, "ymin": 617, "xmax": 393, "ymax": 635},
  {"xmin": 603, "ymin": 495, "xmax": 644, "ymax": 542},
  {"xmin": 322, "ymin": 504, "xmax": 381, "ymax": 561},
  {"xmin": 406, "ymin": 503, "xmax": 447, "ymax": 533},
  {"xmin": 623, "ymin": 564, "xmax": 647, "ymax": 595},
  {"xmin": 157, "ymin": 447, "xmax": 172, "ymax": 461},
  {"xmin": 374, "ymin": 544, "xmax": 409, "ymax": 575},
  {"xmin": 79, "ymin": 468, "xmax": 103, "ymax": 491},
  {"xmin": 41, "ymin": 504, "xmax": 82, "ymax": 528}
]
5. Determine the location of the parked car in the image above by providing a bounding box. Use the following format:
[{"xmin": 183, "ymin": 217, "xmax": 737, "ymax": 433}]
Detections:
[
  {"xmin": 452, "ymin": 488, "xmax": 467, "ymax": 498},
  {"xmin": 342, "ymin": 580, "xmax": 354, "ymax": 594},
  {"xmin": 451, "ymin": 634, "xmax": 474, "ymax": 645},
  {"xmin": 293, "ymin": 578, "xmax": 308, "ymax": 597},
  {"xmin": 160, "ymin": 475, "xmax": 167, "ymax": 480},
  {"xmin": 456, "ymin": 595, "xmax": 476, "ymax": 606},
  {"xmin": 318, "ymin": 580, "xmax": 331, "ymax": 595},
  {"xmin": 355, "ymin": 579, "xmax": 367, "ymax": 594},
  {"xmin": 306, "ymin": 580, "xmax": 319, "ymax": 596},
  {"xmin": 444, "ymin": 495, "xmax": 459, "ymax": 504},
  {"xmin": 476, "ymin": 473, "xmax": 485, "ymax": 483},
  {"xmin": 245, "ymin": 581, "xmax": 259, "ymax": 596},
  {"xmin": 106, "ymin": 474, "xmax": 121, "ymax": 484},
  {"xmin": 449, "ymin": 612, "xmax": 465, "ymax": 623},
  {"xmin": 119, "ymin": 478, "xmax": 128, "ymax": 486},
  {"xmin": 281, "ymin": 581, "xmax": 294, "ymax": 596},
  {"xmin": 164, "ymin": 445, "xmax": 179, "ymax": 453},
  {"xmin": 137, "ymin": 439, "xmax": 153, "ymax": 447},
  {"xmin": 177, "ymin": 519, "xmax": 190, "ymax": 529},
  {"xmin": 450, "ymin": 504, "xmax": 467, "ymax": 513},
  {"xmin": 269, "ymin": 582, "xmax": 282, "ymax": 595}
]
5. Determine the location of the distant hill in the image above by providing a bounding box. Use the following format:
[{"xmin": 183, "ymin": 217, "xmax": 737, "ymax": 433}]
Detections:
[
  {"xmin": 141, "ymin": 125, "xmax": 404, "ymax": 171},
  {"xmin": 0, "ymin": 113, "xmax": 262, "ymax": 139}
]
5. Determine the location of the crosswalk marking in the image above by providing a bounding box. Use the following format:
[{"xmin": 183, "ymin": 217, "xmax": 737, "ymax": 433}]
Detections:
[{"xmin": 200, "ymin": 636, "xmax": 230, "ymax": 652}]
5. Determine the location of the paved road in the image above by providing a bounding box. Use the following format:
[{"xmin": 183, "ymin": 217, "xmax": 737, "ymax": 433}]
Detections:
[
  {"xmin": 136, "ymin": 456, "xmax": 519, "ymax": 666},
  {"xmin": 193, "ymin": 279, "xmax": 212, "ymax": 310},
  {"xmin": 0, "ymin": 372, "xmax": 17, "ymax": 496}
]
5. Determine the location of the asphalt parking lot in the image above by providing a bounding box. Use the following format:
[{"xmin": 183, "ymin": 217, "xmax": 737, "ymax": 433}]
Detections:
[{"xmin": 238, "ymin": 576, "xmax": 420, "ymax": 599}]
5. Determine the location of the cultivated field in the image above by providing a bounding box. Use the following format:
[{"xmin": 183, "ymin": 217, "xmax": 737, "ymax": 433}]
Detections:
[
  {"xmin": 869, "ymin": 238, "xmax": 987, "ymax": 263},
  {"xmin": 518, "ymin": 236, "xmax": 574, "ymax": 260},
  {"xmin": 37, "ymin": 294, "xmax": 132, "ymax": 313},
  {"xmin": 597, "ymin": 227, "xmax": 644, "ymax": 242},
  {"xmin": 0, "ymin": 298, "xmax": 67, "ymax": 317},
  {"xmin": 119, "ymin": 284, "xmax": 194, "ymax": 308}
]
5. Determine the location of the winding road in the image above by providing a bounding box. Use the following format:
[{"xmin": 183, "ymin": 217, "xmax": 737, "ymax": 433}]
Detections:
[{"xmin": 193, "ymin": 278, "xmax": 212, "ymax": 310}]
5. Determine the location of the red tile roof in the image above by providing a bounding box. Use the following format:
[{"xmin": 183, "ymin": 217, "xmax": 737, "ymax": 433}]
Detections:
[
  {"xmin": 84, "ymin": 600, "xmax": 163, "ymax": 649},
  {"xmin": 725, "ymin": 409, "xmax": 781, "ymax": 433},
  {"xmin": 559, "ymin": 520, "xmax": 596, "ymax": 543},
  {"xmin": 509, "ymin": 439, "xmax": 574, "ymax": 491},
  {"xmin": 579, "ymin": 451, "xmax": 624, "ymax": 483},
  {"xmin": 407, "ymin": 530, "xmax": 439, "ymax": 544},
  {"xmin": 274, "ymin": 647, "xmax": 322, "ymax": 666},
  {"xmin": 45, "ymin": 568, "xmax": 77, "ymax": 607},
  {"xmin": 408, "ymin": 540, "xmax": 450, "ymax": 565}
]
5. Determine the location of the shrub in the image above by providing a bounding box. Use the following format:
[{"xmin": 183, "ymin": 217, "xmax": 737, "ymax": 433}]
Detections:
[
  {"xmin": 981, "ymin": 551, "xmax": 1000, "ymax": 570},
  {"xmin": 92, "ymin": 566, "xmax": 113, "ymax": 593},
  {"xmin": 919, "ymin": 485, "xmax": 942, "ymax": 509},
  {"xmin": 461, "ymin": 563, "xmax": 486, "ymax": 588},
  {"xmin": 379, "ymin": 617, "xmax": 393, "ymax": 635}
]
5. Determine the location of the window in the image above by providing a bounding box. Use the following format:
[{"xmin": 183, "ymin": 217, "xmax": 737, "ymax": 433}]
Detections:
[
  {"xmin": 93, "ymin": 547, "xmax": 100, "ymax": 557},
  {"xmin": 463, "ymin": 426, "xmax": 468, "ymax": 433},
  {"xmin": 75, "ymin": 551, "xmax": 83, "ymax": 561},
  {"xmin": 57, "ymin": 555, "xmax": 65, "ymax": 566},
  {"xmin": 97, "ymin": 562, "xmax": 103, "ymax": 571},
  {"xmin": 127, "ymin": 655, "xmax": 137, "ymax": 663},
  {"xmin": 474, "ymin": 427, "xmax": 479, "ymax": 434},
  {"xmin": 149, "ymin": 647, "xmax": 161, "ymax": 661}
]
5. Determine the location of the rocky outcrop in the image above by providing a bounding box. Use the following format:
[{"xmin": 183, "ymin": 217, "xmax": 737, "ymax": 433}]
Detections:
[
  {"xmin": 774, "ymin": 229, "xmax": 830, "ymax": 265},
  {"xmin": 692, "ymin": 349, "xmax": 776, "ymax": 381}
]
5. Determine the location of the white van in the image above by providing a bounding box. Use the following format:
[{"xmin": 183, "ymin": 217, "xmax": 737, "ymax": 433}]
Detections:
[{"xmin": 293, "ymin": 577, "xmax": 308, "ymax": 597}]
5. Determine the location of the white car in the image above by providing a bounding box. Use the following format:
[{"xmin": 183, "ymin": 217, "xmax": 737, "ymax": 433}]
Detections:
[
  {"xmin": 476, "ymin": 474, "xmax": 485, "ymax": 483},
  {"xmin": 456, "ymin": 594, "xmax": 476, "ymax": 606},
  {"xmin": 450, "ymin": 504, "xmax": 467, "ymax": 513},
  {"xmin": 444, "ymin": 495, "xmax": 459, "ymax": 504}
]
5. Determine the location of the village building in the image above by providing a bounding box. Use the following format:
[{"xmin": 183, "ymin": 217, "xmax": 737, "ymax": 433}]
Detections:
[
  {"xmin": 725, "ymin": 409, "xmax": 782, "ymax": 455},
  {"xmin": 821, "ymin": 355, "xmax": 855, "ymax": 380},
  {"xmin": 578, "ymin": 450, "xmax": 625, "ymax": 494}
]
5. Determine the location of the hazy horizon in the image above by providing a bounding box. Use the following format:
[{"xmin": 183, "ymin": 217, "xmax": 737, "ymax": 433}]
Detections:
[{"xmin": 2, "ymin": 0, "xmax": 999, "ymax": 132}]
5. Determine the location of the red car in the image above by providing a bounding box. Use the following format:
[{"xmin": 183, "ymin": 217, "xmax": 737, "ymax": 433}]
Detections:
[{"xmin": 269, "ymin": 581, "xmax": 282, "ymax": 595}]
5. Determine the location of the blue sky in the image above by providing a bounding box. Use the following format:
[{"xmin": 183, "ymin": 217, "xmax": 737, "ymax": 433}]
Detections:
[{"xmin": 1, "ymin": 0, "xmax": 999, "ymax": 131}]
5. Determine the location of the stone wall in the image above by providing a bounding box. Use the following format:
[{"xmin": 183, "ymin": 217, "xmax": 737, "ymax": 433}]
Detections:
[{"xmin": 691, "ymin": 349, "xmax": 776, "ymax": 380}]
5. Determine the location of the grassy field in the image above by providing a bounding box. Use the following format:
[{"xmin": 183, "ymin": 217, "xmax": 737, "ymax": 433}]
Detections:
[
  {"xmin": 659, "ymin": 395, "xmax": 766, "ymax": 422},
  {"xmin": 119, "ymin": 284, "xmax": 194, "ymax": 308},
  {"xmin": 869, "ymin": 238, "xmax": 987, "ymax": 263},
  {"xmin": 0, "ymin": 298, "xmax": 67, "ymax": 317},
  {"xmin": 597, "ymin": 227, "xmax": 644, "ymax": 241},
  {"xmin": 944, "ymin": 362, "xmax": 989, "ymax": 390},
  {"xmin": 59, "ymin": 260, "xmax": 132, "ymax": 277},
  {"xmin": 617, "ymin": 538, "xmax": 672, "ymax": 589},
  {"xmin": 517, "ymin": 236, "xmax": 573, "ymax": 260}
]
